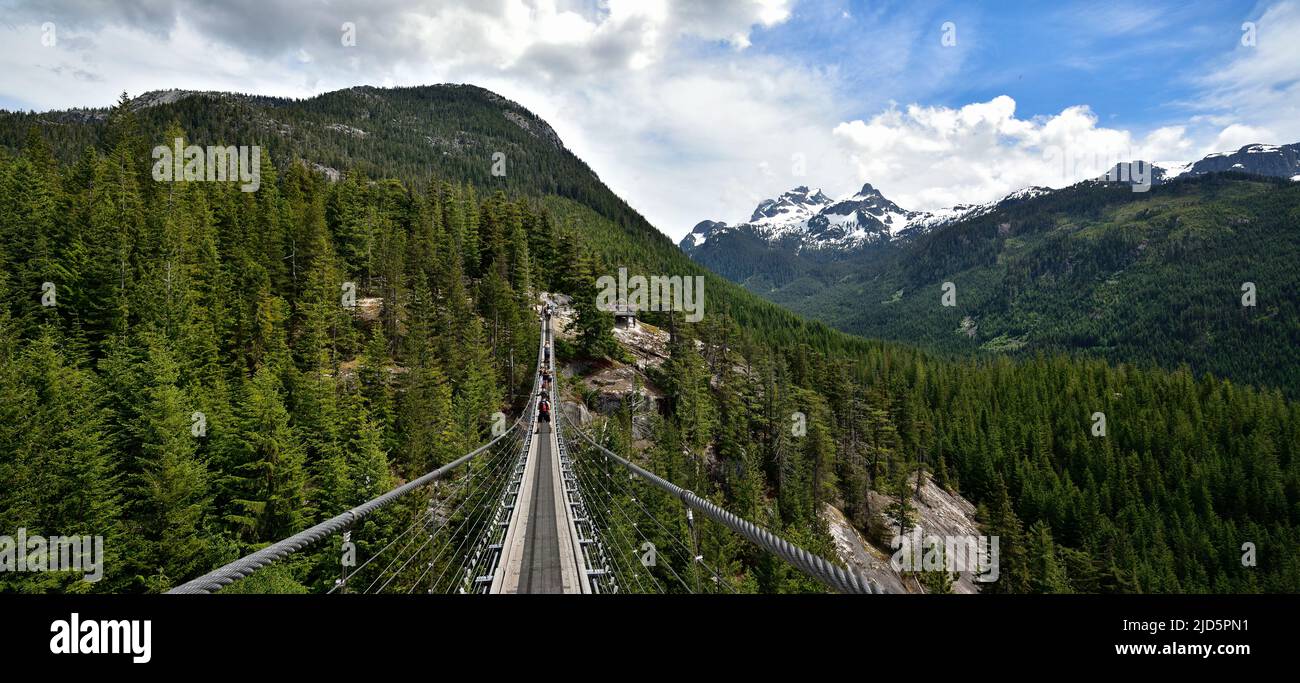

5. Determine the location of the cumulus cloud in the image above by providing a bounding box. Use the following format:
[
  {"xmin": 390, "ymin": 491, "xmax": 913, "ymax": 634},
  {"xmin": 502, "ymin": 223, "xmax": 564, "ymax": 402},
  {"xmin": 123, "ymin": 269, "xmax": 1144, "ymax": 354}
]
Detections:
[
  {"xmin": 824, "ymin": 1, "xmax": 1300, "ymax": 215},
  {"xmin": 1193, "ymin": 0, "xmax": 1300, "ymax": 153},
  {"xmin": 2, "ymin": 0, "xmax": 1297, "ymax": 240},
  {"xmin": 832, "ymin": 96, "xmax": 1195, "ymax": 212},
  {"xmin": 3, "ymin": 0, "xmax": 815, "ymax": 238}
]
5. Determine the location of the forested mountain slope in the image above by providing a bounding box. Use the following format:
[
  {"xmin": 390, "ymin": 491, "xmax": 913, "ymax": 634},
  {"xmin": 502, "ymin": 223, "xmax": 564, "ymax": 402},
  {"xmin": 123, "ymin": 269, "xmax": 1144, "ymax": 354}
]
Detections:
[
  {"xmin": 689, "ymin": 174, "xmax": 1300, "ymax": 397},
  {"xmin": 1, "ymin": 87, "xmax": 876, "ymax": 361},
  {"xmin": 2, "ymin": 86, "xmax": 1298, "ymax": 593}
]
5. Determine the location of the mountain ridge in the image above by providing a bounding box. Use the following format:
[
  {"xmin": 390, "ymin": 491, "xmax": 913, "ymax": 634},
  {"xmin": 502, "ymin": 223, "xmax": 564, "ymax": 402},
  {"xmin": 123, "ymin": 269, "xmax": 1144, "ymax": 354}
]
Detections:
[
  {"xmin": 2, "ymin": 82, "xmax": 1298, "ymax": 595},
  {"xmin": 686, "ymin": 168, "xmax": 1300, "ymax": 395},
  {"xmin": 682, "ymin": 141, "xmax": 1300, "ymax": 259}
]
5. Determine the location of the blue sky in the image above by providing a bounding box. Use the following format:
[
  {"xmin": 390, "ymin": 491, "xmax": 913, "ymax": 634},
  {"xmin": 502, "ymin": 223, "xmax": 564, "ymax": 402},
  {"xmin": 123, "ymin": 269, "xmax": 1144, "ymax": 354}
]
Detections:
[
  {"xmin": 2, "ymin": 0, "xmax": 1296, "ymax": 239},
  {"xmin": 750, "ymin": 0, "xmax": 1255, "ymax": 130}
]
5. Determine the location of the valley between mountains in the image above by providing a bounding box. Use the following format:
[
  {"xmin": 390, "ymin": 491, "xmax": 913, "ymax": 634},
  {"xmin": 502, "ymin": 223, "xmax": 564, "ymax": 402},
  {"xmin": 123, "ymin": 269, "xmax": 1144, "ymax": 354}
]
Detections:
[
  {"xmin": 681, "ymin": 145, "xmax": 1300, "ymax": 397},
  {"xmin": 2, "ymin": 86, "xmax": 1297, "ymax": 593}
]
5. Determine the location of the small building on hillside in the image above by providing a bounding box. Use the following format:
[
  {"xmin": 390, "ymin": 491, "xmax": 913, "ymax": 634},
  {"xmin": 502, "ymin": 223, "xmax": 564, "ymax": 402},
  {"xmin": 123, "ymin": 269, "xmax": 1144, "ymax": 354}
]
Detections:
[{"xmin": 613, "ymin": 302, "xmax": 638, "ymax": 329}]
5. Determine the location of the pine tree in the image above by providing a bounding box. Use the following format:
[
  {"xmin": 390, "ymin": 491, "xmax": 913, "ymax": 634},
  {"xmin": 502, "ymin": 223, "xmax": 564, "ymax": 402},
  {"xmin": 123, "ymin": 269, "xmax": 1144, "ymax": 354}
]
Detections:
[
  {"xmin": 227, "ymin": 367, "xmax": 308, "ymax": 543},
  {"xmin": 102, "ymin": 91, "xmax": 150, "ymax": 189},
  {"xmin": 1026, "ymin": 520, "xmax": 1072, "ymax": 593},
  {"xmin": 664, "ymin": 331, "xmax": 716, "ymax": 454},
  {"xmin": 127, "ymin": 337, "xmax": 214, "ymax": 591},
  {"xmin": 980, "ymin": 477, "xmax": 1031, "ymax": 594},
  {"xmin": 565, "ymin": 250, "xmax": 616, "ymax": 358},
  {"xmin": 78, "ymin": 140, "xmax": 144, "ymax": 347},
  {"xmin": 0, "ymin": 331, "xmax": 122, "ymax": 591},
  {"xmin": 359, "ymin": 325, "xmax": 396, "ymax": 451},
  {"xmin": 920, "ymin": 538, "xmax": 955, "ymax": 594},
  {"xmin": 340, "ymin": 392, "xmax": 392, "ymax": 503},
  {"xmin": 885, "ymin": 467, "xmax": 916, "ymax": 540}
]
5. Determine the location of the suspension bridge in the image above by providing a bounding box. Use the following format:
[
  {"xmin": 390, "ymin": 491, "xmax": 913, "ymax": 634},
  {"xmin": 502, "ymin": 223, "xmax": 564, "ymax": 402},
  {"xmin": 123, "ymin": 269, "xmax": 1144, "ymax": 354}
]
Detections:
[{"xmin": 169, "ymin": 313, "xmax": 880, "ymax": 595}]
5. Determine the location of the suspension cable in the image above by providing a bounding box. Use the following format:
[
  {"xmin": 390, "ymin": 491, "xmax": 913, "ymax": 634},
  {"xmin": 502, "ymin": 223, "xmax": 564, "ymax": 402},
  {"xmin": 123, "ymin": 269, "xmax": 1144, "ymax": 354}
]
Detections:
[
  {"xmin": 568, "ymin": 451, "xmax": 667, "ymax": 593},
  {"xmin": 585, "ymin": 454, "xmax": 735, "ymax": 593},
  {"xmin": 331, "ymin": 441, "xmax": 510, "ymax": 594},
  {"xmin": 387, "ymin": 440, "xmax": 520, "ymax": 593},
  {"xmin": 561, "ymin": 412, "xmax": 881, "ymax": 595},
  {"xmin": 168, "ymin": 417, "xmax": 526, "ymax": 594},
  {"xmin": 569, "ymin": 451, "xmax": 693, "ymax": 593}
]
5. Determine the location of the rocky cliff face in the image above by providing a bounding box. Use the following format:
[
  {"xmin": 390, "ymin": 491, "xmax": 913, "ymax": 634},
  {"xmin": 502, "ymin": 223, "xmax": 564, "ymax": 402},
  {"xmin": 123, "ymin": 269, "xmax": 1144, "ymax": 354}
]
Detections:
[
  {"xmin": 823, "ymin": 473, "xmax": 986, "ymax": 594},
  {"xmin": 549, "ymin": 291, "xmax": 987, "ymax": 593},
  {"xmin": 548, "ymin": 293, "xmax": 664, "ymax": 443}
]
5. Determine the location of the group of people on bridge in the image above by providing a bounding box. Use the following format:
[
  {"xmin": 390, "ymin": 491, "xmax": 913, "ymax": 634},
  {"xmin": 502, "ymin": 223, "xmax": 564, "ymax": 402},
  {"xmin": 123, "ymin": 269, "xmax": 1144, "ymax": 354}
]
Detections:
[{"xmin": 539, "ymin": 302, "xmax": 554, "ymax": 425}]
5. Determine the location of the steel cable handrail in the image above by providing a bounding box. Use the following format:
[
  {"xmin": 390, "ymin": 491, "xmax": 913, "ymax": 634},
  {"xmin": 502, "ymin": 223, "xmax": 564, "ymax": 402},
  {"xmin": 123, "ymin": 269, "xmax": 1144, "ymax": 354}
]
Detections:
[
  {"xmin": 171, "ymin": 316, "xmax": 554, "ymax": 595},
  {"xmin": 582, "ymin": 453, "xmax": 735, "ymax": 592},
  {"xmin": 568, "ymin": 450, "xmax": 692, "ymax": 592},
  {"xmin": 168, "ymin": 415, "xmax": 527, "ymax": 594},
  {"xmin": 363, "ymin": 442, "xmax": 517, "ymax": 593},
  {"xmin": 560, "ymin": 412, "xmax": 882, "ymax": 595}
]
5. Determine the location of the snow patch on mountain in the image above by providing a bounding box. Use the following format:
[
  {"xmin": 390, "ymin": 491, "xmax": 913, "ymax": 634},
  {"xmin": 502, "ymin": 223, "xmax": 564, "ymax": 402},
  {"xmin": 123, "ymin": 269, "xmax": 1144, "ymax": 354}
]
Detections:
[
  {"xmin": 682, "ymin": 183, "xmax": 1050, "ymax": 254},
  {"xmin": 1156, "ymin": 161, "xmax": 1192, "ymax": 179},
  {"xmin": 748, "ymin": 186, "xmax": 833, "ymax": 239},
  {"xmin": 682, "ymin": 141, "xmax": 1300, "ymax": 258},
  {"xmin": 1101, "ymin": 143, "xmax": 1300, "ymax": 188}
]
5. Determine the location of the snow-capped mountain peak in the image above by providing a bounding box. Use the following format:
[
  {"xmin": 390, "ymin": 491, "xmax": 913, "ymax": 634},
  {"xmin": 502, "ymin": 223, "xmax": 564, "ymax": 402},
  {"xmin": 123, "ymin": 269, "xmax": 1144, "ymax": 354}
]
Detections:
[
  {"xmin": 740, "ymin": 182, "xmax": 918, "ymax": 249},
  {"xmin": 681, "ymin": 141, "xmax": 1300, "ymax": 257},
  {"xmin": 1097, "ymin": 142, "xmax": 1300, "ymax": 188},
  {"xmin": 683, "ymin": 182, "xmax": 1040, "ymax": 254},
  {"xmin": 749, "ymin": 185, "xmax": 832, "ymax": 224},
  {"xmin": 1184, "ymin": 142, "xmax": 1300, "ymax": 178}
]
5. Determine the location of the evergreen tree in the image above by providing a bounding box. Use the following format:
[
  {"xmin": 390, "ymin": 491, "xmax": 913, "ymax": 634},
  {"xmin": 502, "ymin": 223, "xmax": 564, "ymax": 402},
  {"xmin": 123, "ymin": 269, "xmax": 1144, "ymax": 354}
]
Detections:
[
  {"xmin": 0, "ymin": 331, "xmax": 122, "ymax": 591},
  {"xmin": 565, "ymin": 250, "xmax": 616, "ymax": 358},
  {"xmin": 920, "ymin": 538, "xmax": 955, "ymax": 594},
  {"xmin": 1026, "ymin": 520, "xmax": 1072, "ymax": 593},
  {"xmin": 126, "ymin": 337, "xmax": 213, "ymax": 591},
  {"xmin": 227, "ymin": 367, "xmax": 307, "ymax": 543}
]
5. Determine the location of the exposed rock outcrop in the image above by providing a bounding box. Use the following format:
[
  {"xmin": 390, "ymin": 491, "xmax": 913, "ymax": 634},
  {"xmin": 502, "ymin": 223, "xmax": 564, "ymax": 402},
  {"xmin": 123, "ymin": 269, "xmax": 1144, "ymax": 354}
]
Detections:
[{"xmin": 823, "ymin": 473, "xmax": 986, "ymax": 594}]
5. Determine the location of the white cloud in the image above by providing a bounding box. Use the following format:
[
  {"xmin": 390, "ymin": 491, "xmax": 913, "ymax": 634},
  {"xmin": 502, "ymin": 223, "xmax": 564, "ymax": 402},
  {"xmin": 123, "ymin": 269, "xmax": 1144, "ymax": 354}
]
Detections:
[
  {"xmin": 833, "ymin": 96, "xmax": 1195, "ymax": 212},
  {"xmin": 1193, "ymin": 0, "xmax": 1300, "ymax": 153},
  {"xmin": 1210, "ymin": 124, "xmax": 1275, "ymax": 154},
  {"xmin": 2, "ymin": 0, "xmax": 813, "ymax": 239},
  {"xmin": 3, "ymin": 0, "xmax": 1296, "ymax": 242},
  {"xmin": 478, "ymin": 53, "xmax": 856, "ymax": 233}
]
